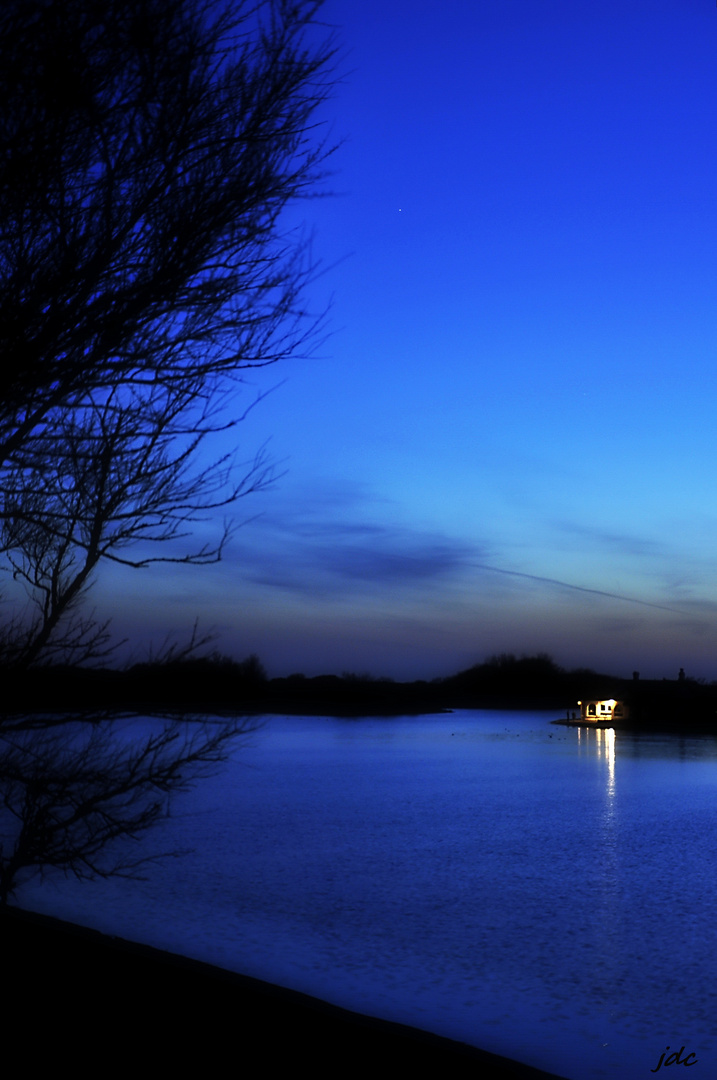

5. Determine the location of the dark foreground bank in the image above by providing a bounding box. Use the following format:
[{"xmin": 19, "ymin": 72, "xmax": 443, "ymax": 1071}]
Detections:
[{"xmin": 2, "ymin": 906, "xmax": 568, "ymax": 1078}]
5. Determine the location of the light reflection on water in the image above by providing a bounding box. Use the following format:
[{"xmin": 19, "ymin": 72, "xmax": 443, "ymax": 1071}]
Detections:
[{"xmin": 21, "ymin": 711, "xmax": 717, "ymax": 1080}]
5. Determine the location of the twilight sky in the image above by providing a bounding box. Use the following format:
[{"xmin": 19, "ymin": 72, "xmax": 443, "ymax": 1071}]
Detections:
[{"xmin": 102, "ymin": 0, "xmax": 717, "ymax": 680}]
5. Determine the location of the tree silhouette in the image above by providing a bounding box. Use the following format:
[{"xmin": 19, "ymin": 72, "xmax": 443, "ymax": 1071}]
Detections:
[
  {"xmin": 0, "ymin": 0, "xmax": 336, "ymax": 903},
  {"xmin": 0, "ymin": 711, "xmax": 259, "ymax": 906},
  {"xmin": 0, "ymin": 0, "xmax": 336, "ymax": 660}
]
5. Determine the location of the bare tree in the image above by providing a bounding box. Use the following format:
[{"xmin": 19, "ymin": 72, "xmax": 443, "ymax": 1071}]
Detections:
[
  {"xmin": 0, "ymin": 0, "xmax": 336, "ymax": 622},
  {"xmin": 0, "ymin": 0, "xmax": 334, "ymax": 456},
  {"xmin": 0, "ymin": 0, "xmax": 337, "ymax": 660},
  {"xmin": 0, "ymin": 712, "xmax": 259, "ymax": 906},
  {"xmin": 0, "ymin": 0, "xmax": 336, "ymax": 901},
  {"xmin": 1, "ymin": 382, "xmax": 272, "ymax": 667}
]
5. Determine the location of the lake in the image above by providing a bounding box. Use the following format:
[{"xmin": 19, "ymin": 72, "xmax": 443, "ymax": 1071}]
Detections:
[{"xmin": 20, "ymin": 709, "xmax": 717, "ymax": 1078}]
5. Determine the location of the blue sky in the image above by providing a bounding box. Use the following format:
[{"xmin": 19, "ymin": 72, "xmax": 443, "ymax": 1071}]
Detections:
[{"xmin": 103, "ymin": 0, "xmax": 717, "ymax": 680}]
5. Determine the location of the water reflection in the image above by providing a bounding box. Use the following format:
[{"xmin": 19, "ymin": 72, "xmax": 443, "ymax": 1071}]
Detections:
[
  {"xmin": 576, "ymin": 722, "xmax": 717, "ymax": 763},
  {"xmin": 575, "ymin": 727, "xmax": 621, "ymax": 966},
  {"xmin": 19, "ymin": 711, "xmax": 717, "ymax": 1080},
  {"xmin": 576, "ymin": 724, "xmax": 616, "ymax": 790}
]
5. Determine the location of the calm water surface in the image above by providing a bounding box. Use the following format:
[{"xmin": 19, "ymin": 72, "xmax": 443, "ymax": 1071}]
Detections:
[{"xmin": 22, "ymin": 710, "xmax": 717, "ymax": 1078}]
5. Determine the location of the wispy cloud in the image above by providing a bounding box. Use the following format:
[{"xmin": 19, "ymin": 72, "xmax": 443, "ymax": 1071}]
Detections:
[
  {"xmin": 238, "ymin": 522, "xmax": 475, "ymax": 594},
  {"xmin": 228, "ymin": 481, "xmax": 481, "ymax": 595},
  {"xmin": 229, "ymin": 480, "xmax": 715, "ymax": 624},
  {"xmin": 469, "ymin": 561, "xmax": 693, "ymax": 616},
  {"xmin": 317, "ymin": 537, "xmax": 473, "ymax": 583},
  {"xmin": 552, "ymin": 519, "xmax": 668, "ymax": 559}
]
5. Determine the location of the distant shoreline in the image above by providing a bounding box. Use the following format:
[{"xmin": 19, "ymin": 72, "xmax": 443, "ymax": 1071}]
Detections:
[{"xmin": 6, "ymin": 652, "xmax": 717, "ymax": 732}]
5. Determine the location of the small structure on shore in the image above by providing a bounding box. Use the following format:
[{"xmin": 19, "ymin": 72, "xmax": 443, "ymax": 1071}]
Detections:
[
  {"xmin": 577, "ymin": 698, "xmax": 629, "ymax": 722},
  {"xmin": 555, "ymin": 670, "xmax": 717, "ymax": 731}
]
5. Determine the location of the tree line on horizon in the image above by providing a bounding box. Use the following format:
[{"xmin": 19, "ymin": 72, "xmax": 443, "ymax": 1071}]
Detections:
[{"xmin": 2, "ymin": 649, "xmax": 652, "ymax": 713}]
